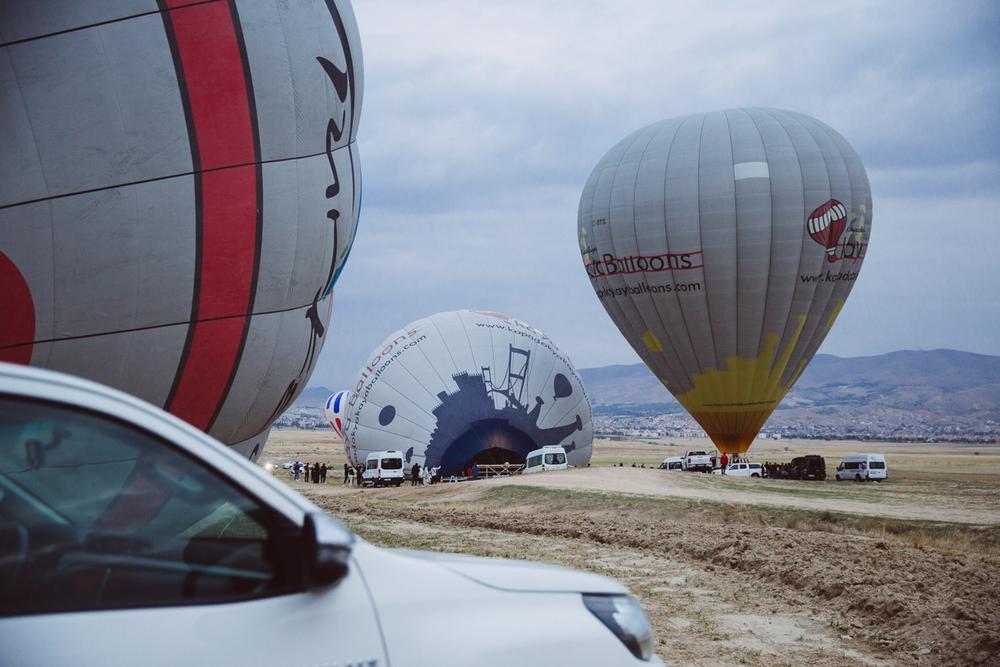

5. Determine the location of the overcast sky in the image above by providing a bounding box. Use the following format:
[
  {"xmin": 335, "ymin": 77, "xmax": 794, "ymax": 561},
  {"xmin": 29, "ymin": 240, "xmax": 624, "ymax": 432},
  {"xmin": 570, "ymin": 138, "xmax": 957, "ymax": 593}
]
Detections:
[{"xmin": 313, "ymin": 0, "xmax": 1000, "ymax": 390}]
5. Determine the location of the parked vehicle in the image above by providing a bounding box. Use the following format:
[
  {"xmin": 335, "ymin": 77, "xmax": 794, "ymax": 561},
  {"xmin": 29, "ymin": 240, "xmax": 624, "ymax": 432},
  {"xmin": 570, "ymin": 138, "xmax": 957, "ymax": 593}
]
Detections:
[
  {"xmin": 523, "ymin": 445, "xmax": 569, "ymax": 474},
  {"xmin": 836, "ymin": 453, "xmax": 888, "ymax": 482},
  {"xmin": 682, "ymin": 450, "xmax": 713, "ymax": 472},
  {"xmin": 362, "ymin": 450, "xmax": 405, "ymax": 487},
  {"xmin": 659, "ymin": 456, "xmax": 684, "ymax": 470},
  {"xmin": 712, "ymin": 462, "xmax": 765, "ymax": 478},
  {"xmin": 0, "ymin": 362, "xmax": 660, "ymax": 665},
  {"xmin": 786, "ymin": 455, "xmax": 826, "ymax": 481}
]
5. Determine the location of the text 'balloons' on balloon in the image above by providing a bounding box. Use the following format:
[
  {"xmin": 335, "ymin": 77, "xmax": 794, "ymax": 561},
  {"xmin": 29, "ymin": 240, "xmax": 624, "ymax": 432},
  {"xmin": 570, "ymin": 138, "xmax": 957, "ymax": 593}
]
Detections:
[
  {"xmin": 344, "ymin": 310, "xmax": 594, "ymax": 476},
  {"xmin": 578, "ymin": 108, "xmax": 872, "ymax": 454},
  {"xmin": 0, "ymin": 0, "xmax": 364, "ymax": 460}
]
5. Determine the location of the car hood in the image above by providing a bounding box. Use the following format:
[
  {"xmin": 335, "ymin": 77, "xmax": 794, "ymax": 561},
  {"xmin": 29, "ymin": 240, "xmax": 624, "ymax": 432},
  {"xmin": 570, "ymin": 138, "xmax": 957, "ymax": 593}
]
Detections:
[{"xmin": 395, "ymin": 549, "xmax": 626, "ymax": 594}]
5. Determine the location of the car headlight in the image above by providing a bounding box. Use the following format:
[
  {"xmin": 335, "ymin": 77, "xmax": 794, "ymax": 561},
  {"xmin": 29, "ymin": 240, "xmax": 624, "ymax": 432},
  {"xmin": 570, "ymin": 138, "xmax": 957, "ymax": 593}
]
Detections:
[{"xmin": 583, "ymin": 594, "xmax": 654, "ymax": 661}]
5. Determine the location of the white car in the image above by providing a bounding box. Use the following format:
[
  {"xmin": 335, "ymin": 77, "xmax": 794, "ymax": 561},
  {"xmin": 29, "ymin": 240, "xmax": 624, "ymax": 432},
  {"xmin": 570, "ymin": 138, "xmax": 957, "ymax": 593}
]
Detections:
[
  {"xmin": 712, "ymin": 462, "xmax": 765, "ymax": 478},
  {"xmin": 0, "ymin": 362, "xmax": 660, "ymax": 666},
  {"xmin": 659, "ymin": 456, "xmax": 684, "ymax": 470}
]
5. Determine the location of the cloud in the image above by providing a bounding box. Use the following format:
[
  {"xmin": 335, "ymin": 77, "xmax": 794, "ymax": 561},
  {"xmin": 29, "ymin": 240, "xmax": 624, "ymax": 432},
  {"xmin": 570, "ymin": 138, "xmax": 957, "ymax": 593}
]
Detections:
[{"xmin": 312, "ymin": 0, "xmax": 1000, "ymax": 390}]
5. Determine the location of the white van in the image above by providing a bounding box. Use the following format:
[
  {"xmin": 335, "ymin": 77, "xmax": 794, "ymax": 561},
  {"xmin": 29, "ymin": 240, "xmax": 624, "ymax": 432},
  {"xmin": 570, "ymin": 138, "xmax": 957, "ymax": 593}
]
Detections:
[
  {"xmin": 835, "ymin": 453, "xmax": 888, "ymax": 482},
  {"xmin": 362, "ymin": 450, "xmax": 405, "ymax": 487},
  {"xmin": 523, "ymin": 445, "xmax": 568, "ymax": 474}
]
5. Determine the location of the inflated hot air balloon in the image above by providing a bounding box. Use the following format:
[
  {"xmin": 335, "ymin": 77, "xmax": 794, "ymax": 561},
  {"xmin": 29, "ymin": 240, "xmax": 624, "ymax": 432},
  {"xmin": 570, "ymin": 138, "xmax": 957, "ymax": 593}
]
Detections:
[
  {"xmin": 345, "ymin": 310, "xmax": 593, "ymax": 475},
  {"xmin": 0, "ymin": 0, "xmax": 363, "ymax": 460},
  {"xmin": 578, "ymin": 108, "xmax": 871, "ymax": 454},
  {"xmin": 324, "ymin": 390, "xmax": 350, "ymax": 439}
]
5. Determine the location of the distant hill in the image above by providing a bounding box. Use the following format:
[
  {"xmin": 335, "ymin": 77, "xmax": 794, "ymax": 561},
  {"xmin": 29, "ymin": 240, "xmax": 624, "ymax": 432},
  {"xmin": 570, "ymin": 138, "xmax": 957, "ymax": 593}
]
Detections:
[
  {"xmin": 580, "ymin": 349, "xmax": 1000, "ymax": 411},
  {"xmin": 293, "ymin": 385, "xmax": 334, "ymax": 408},
  {"xmin": 578, "ymin": 350, "xmax": 1000, "ymax": 439}
]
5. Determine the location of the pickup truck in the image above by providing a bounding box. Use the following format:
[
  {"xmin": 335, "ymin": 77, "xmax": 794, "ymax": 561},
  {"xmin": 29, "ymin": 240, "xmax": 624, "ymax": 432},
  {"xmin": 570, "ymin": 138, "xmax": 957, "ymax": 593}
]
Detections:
[{"xmin": 682, "ymin": 450, "xmax": 713, "ymax": 472}]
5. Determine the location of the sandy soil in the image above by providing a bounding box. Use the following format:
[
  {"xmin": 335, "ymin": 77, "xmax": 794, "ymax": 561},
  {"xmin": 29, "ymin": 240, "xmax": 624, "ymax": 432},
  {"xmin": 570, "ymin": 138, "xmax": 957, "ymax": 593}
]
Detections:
[{"xmin": 264, "ymin": 430, "xmax": 1000, "ymax": 665}]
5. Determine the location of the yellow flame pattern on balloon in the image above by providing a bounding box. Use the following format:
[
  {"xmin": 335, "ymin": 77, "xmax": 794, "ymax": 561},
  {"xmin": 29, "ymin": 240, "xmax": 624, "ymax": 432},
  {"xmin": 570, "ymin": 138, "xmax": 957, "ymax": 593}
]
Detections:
[
  {"xmin": 642, "ymin": 330, "xmax": 664, "ymax": 353},
  {"xmin": 671, "ymin": 300, "xmax": 846, "ymax": 454}
]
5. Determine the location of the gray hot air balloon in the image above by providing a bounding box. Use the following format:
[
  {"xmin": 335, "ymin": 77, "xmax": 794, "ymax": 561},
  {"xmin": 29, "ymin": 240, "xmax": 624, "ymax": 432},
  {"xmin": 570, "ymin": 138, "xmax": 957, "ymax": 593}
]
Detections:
[
  {"xmin": 578, "ymin": 109, "xmax": 871, "ymax": 454},
  {"xmin": 345, "ymin": 310, "xmax": 593, "ymax": 475},
  {"xmin": 0, "ymin": 0, "xmax": 363, "ymax": 460}
]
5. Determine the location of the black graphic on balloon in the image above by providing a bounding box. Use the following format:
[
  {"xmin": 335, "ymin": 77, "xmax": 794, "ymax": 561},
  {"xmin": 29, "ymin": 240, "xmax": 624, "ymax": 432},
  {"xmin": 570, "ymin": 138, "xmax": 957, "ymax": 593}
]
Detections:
[
  {"xmin": 553, "ymin": 373, "xmax": 572, "ymax": 399},
  {"xmin": 379, "ymin": 405, "xmax": 396, "ymax": 426},
  {"xmin": 424, "ymin": 371, "xmax": 583, "ymax": 476}
]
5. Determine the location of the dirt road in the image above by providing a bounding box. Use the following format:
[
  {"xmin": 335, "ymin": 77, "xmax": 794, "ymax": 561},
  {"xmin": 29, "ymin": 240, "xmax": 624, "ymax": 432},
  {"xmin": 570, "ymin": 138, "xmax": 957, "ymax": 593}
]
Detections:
[{"xmin": 480, "ymin": 467, "xmax": 1000, "ymax": 525}]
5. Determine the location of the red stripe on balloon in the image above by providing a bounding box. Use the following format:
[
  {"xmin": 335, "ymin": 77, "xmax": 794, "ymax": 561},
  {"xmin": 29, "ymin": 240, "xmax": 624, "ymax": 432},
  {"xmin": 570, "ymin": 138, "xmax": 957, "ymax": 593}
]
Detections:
[
  {"xmin": 0, "ymin": 252, "xmax": 35, "ymax": 364},
  {"xmin": 162, "ymin": 0, "xmax": 259, "ymax": 430}
]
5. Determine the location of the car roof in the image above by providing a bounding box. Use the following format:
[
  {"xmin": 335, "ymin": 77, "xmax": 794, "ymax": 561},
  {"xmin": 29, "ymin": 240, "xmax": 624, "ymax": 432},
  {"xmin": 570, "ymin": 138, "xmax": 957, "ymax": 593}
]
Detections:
[{"xmin": 0, "ymin": 361, "xmax": 313, "ymax": 523}]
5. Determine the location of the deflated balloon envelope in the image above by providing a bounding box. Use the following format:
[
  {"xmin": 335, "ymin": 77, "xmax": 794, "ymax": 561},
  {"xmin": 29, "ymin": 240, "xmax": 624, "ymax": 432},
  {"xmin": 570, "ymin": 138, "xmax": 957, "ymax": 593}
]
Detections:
[
  {"xmin": 0, "ymin": 0, "xmax": 363, "ymax": 460},
  {"xmin": 578, "ymin": 108, "xmax": 871, "ymax": 454}
]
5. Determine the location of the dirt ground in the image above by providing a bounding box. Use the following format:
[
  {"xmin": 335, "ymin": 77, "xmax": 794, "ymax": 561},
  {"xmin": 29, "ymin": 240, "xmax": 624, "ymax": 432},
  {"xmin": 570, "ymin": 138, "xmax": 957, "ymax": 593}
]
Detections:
[{"xmin": 263, "ymin": 430, "xmax": 1000, "ymax": 666}]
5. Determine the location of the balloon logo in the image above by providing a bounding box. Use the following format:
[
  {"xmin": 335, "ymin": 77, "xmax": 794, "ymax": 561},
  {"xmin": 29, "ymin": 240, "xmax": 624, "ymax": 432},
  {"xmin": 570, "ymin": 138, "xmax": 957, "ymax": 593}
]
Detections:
[
  {"xmin": 578, "ymin": 108, "xmax": 872, "ymax": 454},
  {"xmin": 807, "ymin": 199, "xmax": 848, "ymax": 262}
]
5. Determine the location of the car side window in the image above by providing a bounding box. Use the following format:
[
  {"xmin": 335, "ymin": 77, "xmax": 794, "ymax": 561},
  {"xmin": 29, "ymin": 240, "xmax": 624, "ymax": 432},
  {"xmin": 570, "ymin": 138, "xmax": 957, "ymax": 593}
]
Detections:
[{"xmin": 0, "ymin": 396, "xmax": 304, "ymax": 617}]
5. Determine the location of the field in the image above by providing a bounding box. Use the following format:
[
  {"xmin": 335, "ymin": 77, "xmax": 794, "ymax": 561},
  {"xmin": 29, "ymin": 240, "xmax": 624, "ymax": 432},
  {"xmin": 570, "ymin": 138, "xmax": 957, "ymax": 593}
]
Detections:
[{"xmin": 262, "ymin": 431, "xmax": 1000, "ymax": 666}]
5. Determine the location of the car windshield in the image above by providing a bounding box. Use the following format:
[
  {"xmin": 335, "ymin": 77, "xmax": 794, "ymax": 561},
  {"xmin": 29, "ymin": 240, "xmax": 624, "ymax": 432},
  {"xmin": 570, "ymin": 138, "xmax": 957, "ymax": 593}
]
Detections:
[
  {"xmin": 381, "ymin": 458, "xmax": 402, "ymax": 470},
  {"xmin": 544, "ymin": 453, "xmax": 566, "ymax": 465}
]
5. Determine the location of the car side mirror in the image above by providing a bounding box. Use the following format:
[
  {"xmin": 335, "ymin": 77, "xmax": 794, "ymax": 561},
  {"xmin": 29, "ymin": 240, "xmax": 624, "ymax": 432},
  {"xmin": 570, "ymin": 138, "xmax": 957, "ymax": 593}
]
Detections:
[{"xmin": 303, "ymin": 512, "xmax": 354, "ymax": 588}]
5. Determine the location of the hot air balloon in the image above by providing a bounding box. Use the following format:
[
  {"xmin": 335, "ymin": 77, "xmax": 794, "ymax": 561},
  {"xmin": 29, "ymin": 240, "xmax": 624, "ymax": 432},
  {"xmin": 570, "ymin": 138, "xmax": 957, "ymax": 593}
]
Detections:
[
  {"xmin": 344, "ymin": 310, "xmax": 593, "ymax": 475},
  {"xmin": 324, "ymin": 390, "xmax": 350, "ymax": 439},
  {"xmin": 0, "ymin": 0, "xmax": 363, "ymax": 461},
  {"xmin": 578, "ymin": 108, "xmax": 871, "ymax": 454}
]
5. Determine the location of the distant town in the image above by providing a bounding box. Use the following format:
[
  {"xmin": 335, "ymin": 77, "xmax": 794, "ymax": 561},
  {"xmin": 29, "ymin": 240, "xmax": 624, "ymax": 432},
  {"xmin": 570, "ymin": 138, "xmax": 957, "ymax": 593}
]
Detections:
[{"xmin": 276, "ymin": 403, "xmax": 999, "ymax": 444}]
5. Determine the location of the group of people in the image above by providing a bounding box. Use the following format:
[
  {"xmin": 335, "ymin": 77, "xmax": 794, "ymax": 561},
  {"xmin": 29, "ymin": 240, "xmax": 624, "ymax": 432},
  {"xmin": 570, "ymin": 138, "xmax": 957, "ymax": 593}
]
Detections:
[
  {"xmin": 409, "ymin": 462, "xmax": 441, "ymax": 485},
  {"xmin": 292, "ymin": 461, "xmax": 329, "ymax": 483},
  {"xmin": 343, "ymin": 463, "xmax": 366, "ymax": 486}
]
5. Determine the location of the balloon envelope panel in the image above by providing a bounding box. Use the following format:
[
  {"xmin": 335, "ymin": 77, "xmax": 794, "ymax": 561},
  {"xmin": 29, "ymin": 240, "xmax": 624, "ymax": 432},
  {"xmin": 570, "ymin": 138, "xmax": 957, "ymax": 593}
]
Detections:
[
  {"xmin": 578, "ymin": 109, "xmax": 871, "ymax": 454},
  {"xmin": 0, "ymin": 0, "xmax": 363, "ymax": 460},
  {"xmin": 345, "ymin": 311, "xmax": 593, "ymax": 475}
]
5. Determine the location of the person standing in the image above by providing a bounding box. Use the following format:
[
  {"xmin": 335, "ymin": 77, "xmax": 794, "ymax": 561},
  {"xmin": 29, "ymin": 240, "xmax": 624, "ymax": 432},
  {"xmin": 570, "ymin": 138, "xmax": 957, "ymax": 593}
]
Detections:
[
  {"xmin": 346, "ymin": 465, "xmax": 355, "ymax": 486},
  {"xmin": 411, "ymin": 462, "xmax": 421, "ymax": 487},
  {"xmin": 320, "ymin": 463, "xmax": 327, "ymax": 484},
  {"xmin": 720, "ymin": 452, "xmax": 729, "ymax": 474},
  {"xmin": 303, "ymin": 462, "xmax": 311, "ymax": 483},
  {"xmin": 356, "ymin": 464, "xmax": 364, "ymax": 486},
  {"xmin": 293, "ymin": 461, "xmax": 301, "ymax": 481}
]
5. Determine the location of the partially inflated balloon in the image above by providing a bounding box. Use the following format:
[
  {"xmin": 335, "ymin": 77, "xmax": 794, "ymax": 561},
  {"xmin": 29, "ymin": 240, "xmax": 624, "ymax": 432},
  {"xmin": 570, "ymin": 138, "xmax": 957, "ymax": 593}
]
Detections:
[
  {"xmin": 0, "ymin": 1, "xmax": 363, "ymax": 461},
  {"xmin": 578, "ymin": 109, "xmax": 871, "ymax": 454},
  {"xmin": 324, "ymin": 390, "xmax": 350, "ymax": 439}
]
